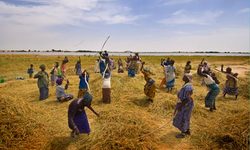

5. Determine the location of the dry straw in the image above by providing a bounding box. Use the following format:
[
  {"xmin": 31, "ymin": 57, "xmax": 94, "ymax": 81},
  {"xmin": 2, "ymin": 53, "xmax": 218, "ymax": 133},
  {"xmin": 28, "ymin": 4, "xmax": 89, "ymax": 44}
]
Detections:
[{"xmin": 0, "ymin": 55, "xmax": 249, "ymax": 150}]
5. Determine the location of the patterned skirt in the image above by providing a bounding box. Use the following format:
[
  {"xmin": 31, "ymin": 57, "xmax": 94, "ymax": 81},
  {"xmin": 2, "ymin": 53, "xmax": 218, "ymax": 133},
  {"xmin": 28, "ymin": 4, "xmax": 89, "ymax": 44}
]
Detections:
[
  {"xmin": 205, "ymin": 84, "xmax": 220, "ymax": 108},
  {"xmin": 173, "ymin": 100, "xmax": 194, "ymax": 132},
  {"xmin": 39, "ymin": 87, "xmax": 49, "ymax": 100},
  {"xmin": 223, "ymin": 86, "xmax": 238, "ymax": 95},
  {"xmin": 166, "ymin": 79, "xmax": 175, "ymax": 88}
]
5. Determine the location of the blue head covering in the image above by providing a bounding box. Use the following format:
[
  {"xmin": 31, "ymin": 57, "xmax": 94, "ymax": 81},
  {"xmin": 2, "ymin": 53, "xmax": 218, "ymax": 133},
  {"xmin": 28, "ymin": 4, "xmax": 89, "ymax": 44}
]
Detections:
[{"xmin": 79, "ymin": 92, "xmax": 92, "ymax": 106}]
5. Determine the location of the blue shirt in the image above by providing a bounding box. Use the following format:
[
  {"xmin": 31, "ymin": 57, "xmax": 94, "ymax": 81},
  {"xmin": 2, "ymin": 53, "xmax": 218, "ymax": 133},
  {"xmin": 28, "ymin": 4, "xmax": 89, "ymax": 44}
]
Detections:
[
  {"xmin": 177, "ymin": 83, "xmax": 193, "ymax": 101},
  {"xmin": 79, "ymin": 75, "xmax": 89, "ymax": 89},
  {"xmin": 99, "ymin": 60, "xmax": 106, "ymax": 74}
]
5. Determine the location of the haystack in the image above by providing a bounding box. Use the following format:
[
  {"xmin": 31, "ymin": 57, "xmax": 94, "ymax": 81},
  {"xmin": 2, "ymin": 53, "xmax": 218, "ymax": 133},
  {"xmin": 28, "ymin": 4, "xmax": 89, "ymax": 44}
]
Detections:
[
  {"xmin": 0, "ymin": 96, "xmax": 49, "ymax": 150},
  {"xmin": 79, "ymin": 107, "xmax": 160, "ymax": 150}
]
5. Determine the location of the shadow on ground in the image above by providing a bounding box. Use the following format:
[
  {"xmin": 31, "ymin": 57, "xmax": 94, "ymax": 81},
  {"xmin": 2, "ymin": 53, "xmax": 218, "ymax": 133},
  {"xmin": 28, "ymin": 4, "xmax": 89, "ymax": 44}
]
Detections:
[
  {"xmin": 47, "ymin": 136, "xmax": 73, "ymax": 150},
  {"xmin": 131, "ymin": 97, "xmax": 152, "ymax": 107}
]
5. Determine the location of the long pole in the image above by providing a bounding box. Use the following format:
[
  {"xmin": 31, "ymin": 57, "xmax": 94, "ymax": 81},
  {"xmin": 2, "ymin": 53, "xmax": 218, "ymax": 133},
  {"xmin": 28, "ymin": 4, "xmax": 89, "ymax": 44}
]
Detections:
[{"xmin": 100, "ymin": 36, "xmax": 110, "ymax": 52}]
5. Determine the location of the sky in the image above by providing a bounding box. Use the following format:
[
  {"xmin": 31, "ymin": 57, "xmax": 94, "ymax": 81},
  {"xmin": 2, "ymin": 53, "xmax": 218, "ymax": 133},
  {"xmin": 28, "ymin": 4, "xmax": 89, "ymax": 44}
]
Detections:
[{"xmin": 0, "ymin": 0, "xmax": 249, "ymax": 52}]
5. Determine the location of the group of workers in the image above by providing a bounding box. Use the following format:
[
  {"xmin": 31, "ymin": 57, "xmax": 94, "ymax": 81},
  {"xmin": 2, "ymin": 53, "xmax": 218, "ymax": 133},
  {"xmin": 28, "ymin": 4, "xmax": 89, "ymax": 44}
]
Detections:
[{"xmin": 28, "ymin": 52, "xmax": 239, "ymax": 139}]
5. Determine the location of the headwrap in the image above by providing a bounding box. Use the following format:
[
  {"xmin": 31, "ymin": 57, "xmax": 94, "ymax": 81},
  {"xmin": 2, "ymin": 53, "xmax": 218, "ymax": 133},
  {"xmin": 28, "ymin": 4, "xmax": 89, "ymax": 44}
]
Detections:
[
  {"xmin": 39, "ymin": 64, "xmax": 46, "ymax": 70},
  {"xmin": 184, "ymin": 73, "xmax": 192, "ymax": 82},
  {"xmin": 143, "ymin": 67, "xmax": 150, "ymax": 72},
  {"xmin": 143, "ymin": 67, "xmax": 154, "ymax": 75},
  {"xmin": 78, "ymin": 92, "xmax": 93, "ymax": 106}
]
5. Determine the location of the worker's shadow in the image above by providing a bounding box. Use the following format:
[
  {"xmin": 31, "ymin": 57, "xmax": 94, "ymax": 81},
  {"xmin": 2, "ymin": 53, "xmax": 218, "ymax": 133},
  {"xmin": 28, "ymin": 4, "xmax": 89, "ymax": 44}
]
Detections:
[
  {"xmin": 46, "ymin": 136, "xmax": 73, "ymax": 150},
  {"xmin": 160, "ymin": 131, "xmax": 180, "ymax": 146},
  {"xmin": 132, "ymin": 98, "xmax": 151, "ymax": 107}
]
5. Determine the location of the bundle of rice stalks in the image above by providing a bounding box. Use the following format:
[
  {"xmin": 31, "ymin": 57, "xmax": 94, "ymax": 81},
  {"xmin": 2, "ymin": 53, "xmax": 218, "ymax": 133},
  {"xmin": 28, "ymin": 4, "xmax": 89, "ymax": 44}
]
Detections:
[
  {"xmin": 214, "ymin": 111, "xmax": 249, "ymax": 149},
  {"xmin": 0, "ymin": 96, "xmax": 49, "ymax": 150},
  {"xmin": 192, "ymin": 110, "xmax": 249, "ymax": 150},
  {"xmin": 238, "ymin": 77, "xmax": 250, "ymax": 99},
  {"xmin": 147, "ymin": 95, "xmax": 176, "ymax": 117},
  {"xmin": 79, "ymin": 107, "xmax": 160, "ymax": 150}
]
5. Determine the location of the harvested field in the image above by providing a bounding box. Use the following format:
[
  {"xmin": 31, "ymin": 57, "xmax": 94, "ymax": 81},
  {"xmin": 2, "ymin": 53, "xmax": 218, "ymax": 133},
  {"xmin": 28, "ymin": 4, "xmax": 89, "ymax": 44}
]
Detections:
[{"xmin": 0, "ymin": 55, "xmax": 249, "ymax": 150}]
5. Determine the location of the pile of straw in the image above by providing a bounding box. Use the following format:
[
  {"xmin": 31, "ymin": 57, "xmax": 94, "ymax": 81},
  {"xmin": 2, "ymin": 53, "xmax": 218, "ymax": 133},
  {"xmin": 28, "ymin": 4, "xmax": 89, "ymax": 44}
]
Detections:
[
  {"xmin": 238, "ymin": 77, "xmax": 250, "ymax": 99},
  {"xmin": 214, "ymin": 110, "xmax": 249, "ymax": 149},
  {"xmin": 192, "ymin": 110, "xmax": 249, "ymax": 149},
  {"xmin": 0, "ymin": 96, "xmax": 48, "ymax": 149},
  {"xmin": 79, "ymin": 107, "xmax": 160, "ymax": 150}
]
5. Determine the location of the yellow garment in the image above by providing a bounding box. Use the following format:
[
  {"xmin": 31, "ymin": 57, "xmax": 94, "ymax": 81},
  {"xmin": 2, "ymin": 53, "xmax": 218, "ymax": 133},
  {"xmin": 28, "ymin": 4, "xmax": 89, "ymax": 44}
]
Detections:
[
  {"xmin": 142, "ymin": 70, "xmax": 156, "ymax": 99},
  {"xmin": 144, "ymin": 83, "xmax": 156, "ymax": 99}
]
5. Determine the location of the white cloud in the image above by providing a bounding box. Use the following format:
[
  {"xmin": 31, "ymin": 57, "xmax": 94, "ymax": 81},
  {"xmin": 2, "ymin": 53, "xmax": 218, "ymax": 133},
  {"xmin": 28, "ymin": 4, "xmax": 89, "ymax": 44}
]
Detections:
[
  {"xmin": 163, "ymin": 0, "xmax": 194, "ymax": 5},
  {"xmin": 0, "ymin": 0, "xmax": 139, "ymax": 27},
  {"xmin": 0, "ymin": 0, "xmax": 141, "ymax": 50},
  {"xmin": 238, "ymin": 7, "xmax": 250, "ymax": 14},
  {"xmin": 159, "ymin": 10, "xmax": 224, "ymax": 25},
  {"xmin": 172, "ymin": 9, "xmax": 186, "ymax": 16}
]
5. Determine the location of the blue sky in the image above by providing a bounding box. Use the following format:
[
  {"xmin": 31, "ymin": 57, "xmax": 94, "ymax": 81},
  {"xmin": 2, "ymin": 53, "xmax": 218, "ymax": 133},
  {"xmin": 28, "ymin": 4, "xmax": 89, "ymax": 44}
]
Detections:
[{"xmin": 0, "ymin": 0, "xmax": 249, "ymax": 52}]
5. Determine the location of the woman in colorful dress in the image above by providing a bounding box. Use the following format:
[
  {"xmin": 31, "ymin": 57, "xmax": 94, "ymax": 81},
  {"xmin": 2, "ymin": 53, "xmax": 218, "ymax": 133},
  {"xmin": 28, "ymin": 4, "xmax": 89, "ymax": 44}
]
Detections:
[
  {"xmin": 184, "ymin": 61, "xmax": 191, "ymax": 74},
  {"xmin": 34, "ymin": 64, "xmax": 49, "ymax": 100},
  {"xmin": 56, "ymin": 78, "xmax": 73, "ymax": 102},
  {"xmin": 78, "ymin": 70, "xmax": 90, "ymax": 98},
  {"xmin": 134, "ymin": 53, "xmax": 141, "ymax": 74},
  {"xmin": 173, "ymin": 74, "xmax": 194, "ymax": 138},
  {"xmin": 50, "ymin": 62, "xmax": 61, "ymax": 86},
  {"xmin": 221, "ymin": 65, "xmax": 238, "ymax": 99},
  {"xmin": 75, "ymin": 59, "xmax": 82, "ymax": 75},
  {"xmin": 117, "ymin": 58, "xmax": 124, "ymax": 73},
  {"xmin": 140, "ymin": 62, "xmax": 156, "ymax": 102},
  {"xmin": 68, "ymin": 92, "xmax": 99, "ymax": 137},
  {"xmin": 201, "ymin": 70, "xmax": 220, "ymax": 112},
  {"xmin": 102, "ymin": 70, "xmax": 112, "ymax": 104},
  {"xmin": 128, "ymin": 57, "xmax": 137, "ymax": 77},
  {"xmin": 61, "ymin": 56, "xmax": 69, "ymax": 77},
  {"xmin": 165, "ymin": 60, "xmax": 176, "ymax": 92}
]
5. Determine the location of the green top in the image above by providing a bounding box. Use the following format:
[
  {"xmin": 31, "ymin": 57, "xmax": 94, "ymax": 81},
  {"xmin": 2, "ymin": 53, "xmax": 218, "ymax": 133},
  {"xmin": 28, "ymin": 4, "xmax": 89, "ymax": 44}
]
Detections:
[{"xmin": 34, "ymin": 71, "xmax": 49, "ymax": 88}]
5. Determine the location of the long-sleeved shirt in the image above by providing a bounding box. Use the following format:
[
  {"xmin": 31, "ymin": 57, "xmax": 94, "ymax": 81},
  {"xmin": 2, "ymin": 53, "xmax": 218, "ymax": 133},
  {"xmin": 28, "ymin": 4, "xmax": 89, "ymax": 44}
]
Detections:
[
  {"xmin": 177, "ymin": 83, "xmax": 193, "ymax": 101},
  {"xmin": 34, "ymin": 71, "xmax": 49, "ymax": 88}
]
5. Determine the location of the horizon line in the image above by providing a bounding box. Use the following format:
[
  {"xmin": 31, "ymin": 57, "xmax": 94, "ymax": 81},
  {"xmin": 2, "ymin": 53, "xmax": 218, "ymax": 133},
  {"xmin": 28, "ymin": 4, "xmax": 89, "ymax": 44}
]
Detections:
[{"xmin": 0, "ymin": 49, "xmax": 249, "ymax": 54}]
